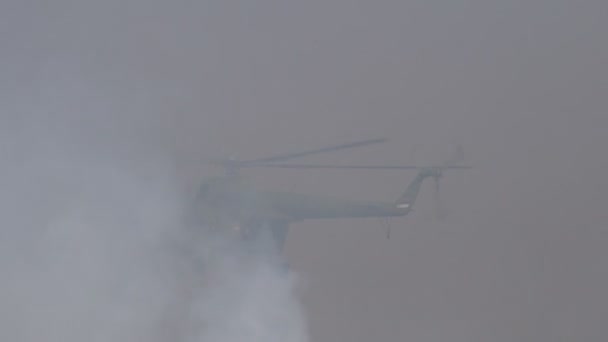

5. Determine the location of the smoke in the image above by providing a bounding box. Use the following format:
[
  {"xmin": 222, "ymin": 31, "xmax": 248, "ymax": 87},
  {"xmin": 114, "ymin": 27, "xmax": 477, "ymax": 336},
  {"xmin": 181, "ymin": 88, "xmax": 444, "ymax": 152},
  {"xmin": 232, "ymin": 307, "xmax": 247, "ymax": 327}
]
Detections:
[{"xmin": 0, "ymin": 77, "xmax": 309, "ymax": 342}]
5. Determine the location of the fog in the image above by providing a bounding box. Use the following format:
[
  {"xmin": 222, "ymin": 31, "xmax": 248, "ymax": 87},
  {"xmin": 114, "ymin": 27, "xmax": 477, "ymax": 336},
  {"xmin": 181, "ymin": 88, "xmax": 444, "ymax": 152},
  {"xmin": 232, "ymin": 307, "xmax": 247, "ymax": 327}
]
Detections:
[{"xmin": 1, "ymin": 0, "xmax": 607, "ymax": 341}]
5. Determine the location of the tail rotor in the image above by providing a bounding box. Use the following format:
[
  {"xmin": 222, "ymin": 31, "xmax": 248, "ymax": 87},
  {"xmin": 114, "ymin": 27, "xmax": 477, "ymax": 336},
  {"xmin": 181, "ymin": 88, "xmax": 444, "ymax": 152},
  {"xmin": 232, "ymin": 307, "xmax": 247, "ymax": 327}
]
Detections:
[
  {"xmin": 433, "ymin": 170, "xmax": 448, "ymax": 220},
  {"xmin": 432, "ymin": 144, "xmax": 466, "ymax": 220}
]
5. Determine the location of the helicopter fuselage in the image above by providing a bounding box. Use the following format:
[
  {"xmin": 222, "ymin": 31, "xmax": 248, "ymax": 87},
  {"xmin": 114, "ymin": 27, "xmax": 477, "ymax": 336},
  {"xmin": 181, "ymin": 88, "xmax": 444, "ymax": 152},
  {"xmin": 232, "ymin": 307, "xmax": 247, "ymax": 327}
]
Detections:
[{"xmin": 183, "ymin": 175, "xmax": 419, "ymax": 253}]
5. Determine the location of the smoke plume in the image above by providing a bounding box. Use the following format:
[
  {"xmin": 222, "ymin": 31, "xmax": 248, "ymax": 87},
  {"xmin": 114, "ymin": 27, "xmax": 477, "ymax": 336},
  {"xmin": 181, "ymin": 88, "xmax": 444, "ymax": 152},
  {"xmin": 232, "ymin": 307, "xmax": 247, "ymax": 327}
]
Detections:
[{"xmin": 0, "ymin": 75, "xmax": 309, "ymax": 342}]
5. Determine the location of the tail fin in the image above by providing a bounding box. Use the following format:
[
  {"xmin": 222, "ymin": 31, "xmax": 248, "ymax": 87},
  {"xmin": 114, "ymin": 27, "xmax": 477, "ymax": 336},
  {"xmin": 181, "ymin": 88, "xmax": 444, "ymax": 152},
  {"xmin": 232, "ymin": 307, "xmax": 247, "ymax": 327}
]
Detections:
[
  {"xmin": 394, "ymin": 145, "xmax": 470, "ymax": 215},
  {"xmin": 394, "ymin": 168, "xmax": 439, "ymax": 210}
]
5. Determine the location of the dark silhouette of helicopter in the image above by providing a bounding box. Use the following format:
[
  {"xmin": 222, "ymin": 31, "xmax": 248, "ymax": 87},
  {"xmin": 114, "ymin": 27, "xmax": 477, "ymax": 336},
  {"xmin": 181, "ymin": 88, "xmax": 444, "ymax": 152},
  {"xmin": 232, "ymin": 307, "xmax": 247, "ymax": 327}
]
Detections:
[{"xmin": 185, "ymin": 139, "xmax": 470, "ymax": 253}]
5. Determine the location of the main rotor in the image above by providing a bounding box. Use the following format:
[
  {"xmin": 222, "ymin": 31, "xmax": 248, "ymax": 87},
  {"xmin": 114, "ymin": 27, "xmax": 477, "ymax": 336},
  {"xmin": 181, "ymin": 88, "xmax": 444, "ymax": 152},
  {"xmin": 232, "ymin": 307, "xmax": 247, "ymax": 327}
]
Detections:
[
  {"xmin": 207, "ymin": 138, "xmax": 387, "ymax": 176},
  {"xmin": 207, "ymin": 138, "xmax": 470, "ymax": 174}
]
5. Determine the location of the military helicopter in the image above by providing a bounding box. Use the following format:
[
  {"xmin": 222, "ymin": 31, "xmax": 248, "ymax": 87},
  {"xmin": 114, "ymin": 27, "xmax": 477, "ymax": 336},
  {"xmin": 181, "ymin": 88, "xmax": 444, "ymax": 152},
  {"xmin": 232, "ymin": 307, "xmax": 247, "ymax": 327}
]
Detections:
[{"xmin": 185, "ymin": 139, "xmax": 470, "ymax": 253}]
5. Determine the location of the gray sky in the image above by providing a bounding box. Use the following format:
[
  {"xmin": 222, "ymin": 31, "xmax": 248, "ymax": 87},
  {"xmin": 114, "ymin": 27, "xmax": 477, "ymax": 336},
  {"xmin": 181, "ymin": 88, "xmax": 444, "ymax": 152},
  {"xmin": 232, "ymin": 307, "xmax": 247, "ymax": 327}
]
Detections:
[{"xmin": 2, "ymin": 0, "xmax": 608, "ymax": 341}]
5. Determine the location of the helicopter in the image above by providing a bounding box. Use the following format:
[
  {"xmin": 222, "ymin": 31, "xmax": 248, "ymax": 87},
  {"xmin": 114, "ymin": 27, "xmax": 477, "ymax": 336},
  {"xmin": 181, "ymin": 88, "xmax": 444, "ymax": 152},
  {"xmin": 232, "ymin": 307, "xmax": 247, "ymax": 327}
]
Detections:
[{"xmin": 183, "ymin": 138, "xmax": 471, "ymax": 254}]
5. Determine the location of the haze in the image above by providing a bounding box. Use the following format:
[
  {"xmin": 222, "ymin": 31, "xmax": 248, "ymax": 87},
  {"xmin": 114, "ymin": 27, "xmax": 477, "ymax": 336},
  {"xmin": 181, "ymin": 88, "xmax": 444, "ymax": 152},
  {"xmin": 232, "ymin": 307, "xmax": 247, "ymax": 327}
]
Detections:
[{"xmin": 1, "ymin": 0, "xmax": 607, "ymax": 341}]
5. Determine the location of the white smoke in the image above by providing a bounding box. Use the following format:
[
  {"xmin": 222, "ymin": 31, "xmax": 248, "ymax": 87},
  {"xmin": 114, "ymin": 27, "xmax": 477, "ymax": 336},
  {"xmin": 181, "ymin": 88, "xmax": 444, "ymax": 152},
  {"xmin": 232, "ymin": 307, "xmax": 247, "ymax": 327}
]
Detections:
[{"xmin": 0, "ymin": 82, "xmax": 309, "ymax": 342}]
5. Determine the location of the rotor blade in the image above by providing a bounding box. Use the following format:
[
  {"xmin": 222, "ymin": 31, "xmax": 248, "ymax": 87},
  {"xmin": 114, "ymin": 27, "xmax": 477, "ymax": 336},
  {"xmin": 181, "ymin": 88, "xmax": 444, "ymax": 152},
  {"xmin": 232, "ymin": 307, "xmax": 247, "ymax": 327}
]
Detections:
[
  {"xmin": 245, "ymin": 164, "xmax": 419, "ymax": 169},
  {"xmin": 242, "ymin": 163, "xmax": 472, "ymax": 170},
  {"xmin": 241, "ymin": 138, "xmax": 388, "ymax": 164}
]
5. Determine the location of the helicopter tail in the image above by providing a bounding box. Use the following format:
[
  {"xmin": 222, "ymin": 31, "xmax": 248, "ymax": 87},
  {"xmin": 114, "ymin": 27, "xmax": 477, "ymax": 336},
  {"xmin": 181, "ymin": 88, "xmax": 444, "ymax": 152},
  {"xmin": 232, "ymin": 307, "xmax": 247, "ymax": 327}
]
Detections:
[
  {"xmin": 394, "ymin": 168, "xmax": 438, "ymax": 212},
  {"xmin": 394, "ymin": 144, "xmax": 470, "ymax": 215}
]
